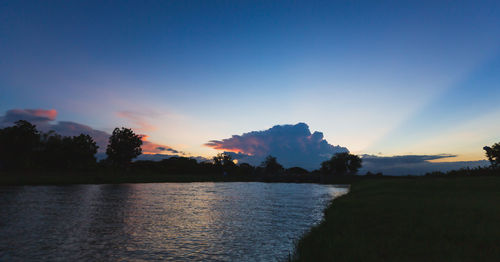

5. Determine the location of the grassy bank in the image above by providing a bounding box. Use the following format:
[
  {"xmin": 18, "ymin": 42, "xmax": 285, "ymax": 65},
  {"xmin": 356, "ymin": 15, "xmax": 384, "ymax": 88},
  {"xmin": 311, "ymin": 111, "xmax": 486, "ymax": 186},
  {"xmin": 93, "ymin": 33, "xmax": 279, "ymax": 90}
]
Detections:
[{"xmin": 293, "ymin": 176, "xmax": 500, "ymax": 261}]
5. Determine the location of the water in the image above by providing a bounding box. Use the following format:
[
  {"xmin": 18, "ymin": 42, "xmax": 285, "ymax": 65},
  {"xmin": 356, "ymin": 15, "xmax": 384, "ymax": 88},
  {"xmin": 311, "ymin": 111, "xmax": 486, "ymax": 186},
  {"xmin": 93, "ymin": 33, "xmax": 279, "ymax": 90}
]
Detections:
[{"xmin": 0, "ymin": 182, "xmax": 347, "ymax": 261}]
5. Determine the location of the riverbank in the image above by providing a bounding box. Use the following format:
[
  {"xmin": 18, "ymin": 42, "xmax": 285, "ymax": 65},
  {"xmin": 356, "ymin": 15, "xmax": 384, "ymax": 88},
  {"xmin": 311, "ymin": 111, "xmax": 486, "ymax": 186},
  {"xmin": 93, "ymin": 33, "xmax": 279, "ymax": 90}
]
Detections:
[
  {"xmin": 293, "ymin": 176, "xmax": 500, "ymax": 261},
  {"xmin": 0, "ymin": 172, "xmax": 251, "ymax": 185},
  {"xmin": 0, "ymin": 171, "xmax": 369, "ymax": 185}
]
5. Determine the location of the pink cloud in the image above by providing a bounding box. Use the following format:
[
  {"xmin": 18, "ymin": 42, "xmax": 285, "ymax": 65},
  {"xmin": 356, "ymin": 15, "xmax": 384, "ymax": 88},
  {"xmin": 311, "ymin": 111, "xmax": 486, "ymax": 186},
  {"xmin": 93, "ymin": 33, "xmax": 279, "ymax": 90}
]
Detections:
[
  {"xmin": 140, "ymin": 134, "xmax": 183, "ymax": 155},
  {"xmin": 2, "ymin": 109, "xmax": 57, "ymax": 124},
  {"xmin": 117, "ymin": 111, "xmax": 157, "ymax": 132}
]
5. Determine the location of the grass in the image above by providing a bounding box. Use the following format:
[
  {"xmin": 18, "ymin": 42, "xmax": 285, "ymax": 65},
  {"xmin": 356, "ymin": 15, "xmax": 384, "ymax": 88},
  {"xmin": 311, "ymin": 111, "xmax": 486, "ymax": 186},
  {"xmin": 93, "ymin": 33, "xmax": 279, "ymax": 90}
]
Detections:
[{"xmin": 293, "ymin": 176, "xmax": 500, "ymax": 261}]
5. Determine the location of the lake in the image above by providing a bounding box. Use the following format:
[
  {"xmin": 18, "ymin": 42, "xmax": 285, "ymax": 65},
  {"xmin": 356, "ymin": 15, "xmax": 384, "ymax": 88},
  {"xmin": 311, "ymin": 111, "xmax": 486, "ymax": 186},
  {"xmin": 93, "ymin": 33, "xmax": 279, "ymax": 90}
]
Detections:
[{"xmin": 0, "ymin": 182, "xmax": 347, "ymax": 261}]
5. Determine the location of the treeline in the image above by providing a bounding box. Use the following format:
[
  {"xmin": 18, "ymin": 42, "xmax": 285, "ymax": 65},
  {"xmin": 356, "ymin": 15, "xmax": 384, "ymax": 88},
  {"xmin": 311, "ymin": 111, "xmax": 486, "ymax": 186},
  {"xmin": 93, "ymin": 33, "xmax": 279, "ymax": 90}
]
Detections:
[
  {"xmin": 0, "ymin": 120, "xmax": 98, "ymax": 171},
  {"xmin": 132, "ymin": 155, "xmax": 314, "ymax": 181},
  {"xmin": 425, "ymin": 143, "xmax": 500, "ymax": 177},
  {"xmin": 0, "ymin": 120, "xmax": 363, "ymax": 183},
  {"xmin": 425, "ymin": 166, "xmax": 500, "ymax": 177},
  {"xmin": 2, "ymin": 120, "xmax": 498, "ymax": 181},
  {"xmin": 128, "ymin": 153, "xmax": 362, "ymax": 182},
  {"xmin": 0, "ymin": 120, "xmax": 146, "ymax": 172}
]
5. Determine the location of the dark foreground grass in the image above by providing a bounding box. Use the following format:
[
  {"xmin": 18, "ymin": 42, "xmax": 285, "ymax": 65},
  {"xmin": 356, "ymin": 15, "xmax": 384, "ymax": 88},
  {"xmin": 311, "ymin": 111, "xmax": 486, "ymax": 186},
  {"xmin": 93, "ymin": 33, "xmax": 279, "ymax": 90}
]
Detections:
[{"xmin": 293, "ymin": 176, "xmax": 500, "ymax": 261}]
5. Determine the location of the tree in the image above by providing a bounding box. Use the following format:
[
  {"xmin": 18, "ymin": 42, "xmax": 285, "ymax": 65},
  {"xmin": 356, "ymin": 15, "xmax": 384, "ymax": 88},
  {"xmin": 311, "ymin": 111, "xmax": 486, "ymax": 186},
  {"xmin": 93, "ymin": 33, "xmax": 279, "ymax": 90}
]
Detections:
[
  {"xmin": 37, "ymin": 133, "xmax": 98, "ymax": 170},
  {"xmin": 261, "ymin": 155, "xmax": 284, "ymax": 175},
  {"xmin": 0, "ymin": 120, "xmax": 40, "ymax": 170},
  {"xmin": 238, "ymin": 163, "xmax": 255, "ymax": 176},
  {"xmin": 484, "ymin": 143, "xmax": 500, "ymax": 169},
  {"xmin": 106, "ymin": 127, "xmax": 142, "ymax": 168},
  {"xmin": 286, "ymin": 167, "xmax": 309, "ymax": 175},
  {"xmin": 321, "ymin": 152, "xmax": 362, "ymax": 175},
  {"xmin": 213, "ymin": 153, "xmax": 236, "ymax": 168},
  {"xmin": 212, "ymin": 153, "xmax": 236, "ymax": 175},
  {"xmin": 67, "ymin": 134, "xmax": 98, "ymax": 169},
  {"xmin": 37, "ymin": 131, "xmax": 65, "ymax": 169}
]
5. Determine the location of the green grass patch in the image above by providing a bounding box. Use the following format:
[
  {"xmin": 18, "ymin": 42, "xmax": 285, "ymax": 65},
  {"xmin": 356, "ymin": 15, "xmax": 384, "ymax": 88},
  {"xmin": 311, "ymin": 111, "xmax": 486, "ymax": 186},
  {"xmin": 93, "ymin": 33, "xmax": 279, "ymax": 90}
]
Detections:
[{"xmin": 293, "ymin": 176, "xmax": 500, "ymax": 261}]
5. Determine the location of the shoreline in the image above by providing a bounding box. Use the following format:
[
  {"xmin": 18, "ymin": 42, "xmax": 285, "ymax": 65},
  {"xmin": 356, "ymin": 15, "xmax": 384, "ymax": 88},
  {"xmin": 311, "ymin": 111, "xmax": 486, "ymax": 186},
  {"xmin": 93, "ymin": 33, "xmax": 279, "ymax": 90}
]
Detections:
[
  {"xmin": 0, "ymin": 171, "xmax": 373, "ymax": 186},
  {"xmin": 292, "ymin": 176, "xmax": 500, "ymax": 261}
]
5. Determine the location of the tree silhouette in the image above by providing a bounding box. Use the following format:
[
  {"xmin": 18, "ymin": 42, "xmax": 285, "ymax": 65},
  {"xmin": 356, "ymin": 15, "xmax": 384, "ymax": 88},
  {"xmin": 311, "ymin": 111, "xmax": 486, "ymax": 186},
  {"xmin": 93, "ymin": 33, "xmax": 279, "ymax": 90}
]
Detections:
[
  {"xmin": 321, "ymin": 152, "xmax": 362, "ymax": 175},
  {"xmin": 484, "ymin": 143, "xmax": 500, "ymax": 169},
  {"xmin": 106, "ymin": 127, "xmax": 142, "ymax": 168},
  {"xmin": 212, "ymin": 153, "xmax": 236, "ymax": 175},
  {"xmin": 0, "ymin": 120, "xmax": 40, "ymax": 170},
  {"xmin": 68, "ymin": 134, "xmax": 98, "ymax": 169},
  {"xmin": 286, "ymin": 167, "xmax": 309, "ymax": 175},
  {"xmin": 38, "ymin": 131, "xmax": 65, "ymax": 169},
  {"xmin": 38, "ymin": 132, "xmax": 98, "ymax": 170},
  {"xmin": 261, "ymin": 155, "xmax": 284, "ymax": 175},
  {"xmin": 238, "ymin": 163, "xmax": 255, "ymax": 176},
  {"xmin": 213, "ymin": 153, "xmax": 235, "ymax": 168}
]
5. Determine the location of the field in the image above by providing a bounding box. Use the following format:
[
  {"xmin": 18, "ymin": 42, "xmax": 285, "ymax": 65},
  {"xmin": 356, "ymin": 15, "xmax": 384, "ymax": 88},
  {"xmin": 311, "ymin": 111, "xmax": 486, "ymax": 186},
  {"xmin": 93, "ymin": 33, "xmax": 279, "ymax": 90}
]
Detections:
[{"xmin": 293, "ymin": 176, "xmax": 500, "ymax": 261}]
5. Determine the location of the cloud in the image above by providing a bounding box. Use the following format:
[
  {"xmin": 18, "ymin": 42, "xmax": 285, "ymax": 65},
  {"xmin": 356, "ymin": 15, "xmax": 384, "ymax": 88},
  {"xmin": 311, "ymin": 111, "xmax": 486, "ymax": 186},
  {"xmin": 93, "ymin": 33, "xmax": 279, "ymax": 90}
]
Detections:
[
  {"xmin": 140, "ymin": 135, "xmax": 184, "ymax": 155},
  {"xmin": 117, "ymin": 111, "xmax": 157, "ymax": 132},
  {"xmin": 51, "ymin": 121, "xmax": 110, "ymax": 150},
  {"xmin": 156, "ymin": 147, "xmax": 181, "ymax": 154},
  {"xmin": 360, "ymin": 154, "xmax": 489, "ymax": 175},
  {"xmin": 134, "ymin": 153, "xmax": 209, "ymax": 162},
  {"xmin": 205, "ymin": 123, "xmax": 348, "ymax": 170},
  {"xmin": 362, "ymin": 154, "xmax": 456, "ymax": 165},
  {"xmin": 1, "ymin": 109, "xmax": 57, "ymax": 128}
]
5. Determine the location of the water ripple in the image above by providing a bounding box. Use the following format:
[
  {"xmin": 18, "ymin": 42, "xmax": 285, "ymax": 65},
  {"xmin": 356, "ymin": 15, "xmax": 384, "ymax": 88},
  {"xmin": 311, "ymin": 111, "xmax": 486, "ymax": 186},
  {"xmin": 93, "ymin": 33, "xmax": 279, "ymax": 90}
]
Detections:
[{"xmin": 0, "ymin": 182, "xmax": 347, "ymax": 261}]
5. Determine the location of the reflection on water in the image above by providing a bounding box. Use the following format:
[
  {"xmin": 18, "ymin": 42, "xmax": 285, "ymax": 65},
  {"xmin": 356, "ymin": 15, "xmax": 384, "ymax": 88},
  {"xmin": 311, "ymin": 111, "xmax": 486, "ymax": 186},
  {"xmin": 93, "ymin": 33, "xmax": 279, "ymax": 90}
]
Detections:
[{"xmin": 0, "ymin": 182, "xmax": 347, "ymax": 261}]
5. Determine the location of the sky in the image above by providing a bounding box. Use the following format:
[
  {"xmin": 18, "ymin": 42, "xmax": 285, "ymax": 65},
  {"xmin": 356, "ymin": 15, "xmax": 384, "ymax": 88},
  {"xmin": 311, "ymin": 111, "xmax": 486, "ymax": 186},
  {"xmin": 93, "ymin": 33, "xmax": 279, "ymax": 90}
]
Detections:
[{"xmin": 1, "ymin": 0, "xmax": 499, "ymax": 174}]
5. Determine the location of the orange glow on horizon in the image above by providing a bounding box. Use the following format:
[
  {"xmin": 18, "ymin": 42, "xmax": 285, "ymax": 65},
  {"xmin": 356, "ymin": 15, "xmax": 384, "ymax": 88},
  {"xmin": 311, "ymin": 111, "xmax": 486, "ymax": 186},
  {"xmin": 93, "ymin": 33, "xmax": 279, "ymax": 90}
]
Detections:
[{"xmin": 428, "ymin": 153, "xmax": 486, "ymax": 163}]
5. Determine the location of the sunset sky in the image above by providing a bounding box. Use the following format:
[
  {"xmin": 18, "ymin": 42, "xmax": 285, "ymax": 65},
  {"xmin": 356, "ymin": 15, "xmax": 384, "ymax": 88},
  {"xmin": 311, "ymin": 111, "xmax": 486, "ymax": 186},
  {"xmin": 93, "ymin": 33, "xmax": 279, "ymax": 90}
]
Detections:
[{"xmin": 1, "ymin": 1, "xmax": 499, "ymax": 172}]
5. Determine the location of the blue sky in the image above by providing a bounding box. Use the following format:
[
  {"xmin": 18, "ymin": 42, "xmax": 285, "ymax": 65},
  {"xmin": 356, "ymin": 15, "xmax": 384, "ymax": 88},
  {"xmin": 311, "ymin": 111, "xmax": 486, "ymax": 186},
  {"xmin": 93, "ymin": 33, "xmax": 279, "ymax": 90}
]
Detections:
[{"xmin": 1, "ymin": 0, "xmax": 499, "ymax": 169}]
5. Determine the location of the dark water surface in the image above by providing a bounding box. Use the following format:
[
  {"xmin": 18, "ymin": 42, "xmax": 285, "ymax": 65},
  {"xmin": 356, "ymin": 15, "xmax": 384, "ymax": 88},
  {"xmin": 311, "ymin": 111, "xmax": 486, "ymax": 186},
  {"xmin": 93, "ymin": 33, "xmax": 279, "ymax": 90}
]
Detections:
[{"xmin": 0, "ymin": 182, "xmax": 347, "ymax": 261}]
